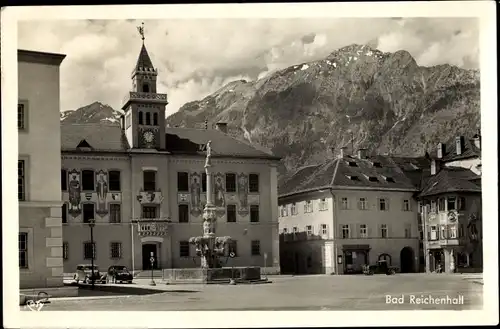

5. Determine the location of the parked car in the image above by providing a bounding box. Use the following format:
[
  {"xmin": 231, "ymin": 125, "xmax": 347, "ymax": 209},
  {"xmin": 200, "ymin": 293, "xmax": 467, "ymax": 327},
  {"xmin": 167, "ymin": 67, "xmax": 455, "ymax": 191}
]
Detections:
[
  {"xmin": 106, "ymin": 265, "xmax": 133, "ymax": 284},
  {"xmin": 73, "ymin": 264, "xmax": 105, "ymax": 284},
  {"xmin": 363, "ymin": 260, "xmax": 398, "ymax": 275}
]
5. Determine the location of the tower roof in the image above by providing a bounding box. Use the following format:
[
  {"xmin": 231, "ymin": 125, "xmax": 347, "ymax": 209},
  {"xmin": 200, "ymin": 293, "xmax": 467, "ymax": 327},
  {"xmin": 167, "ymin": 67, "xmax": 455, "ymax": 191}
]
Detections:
[{"xmin": 135, "ymin": 43, "xmax": 154, "ymax": 71}]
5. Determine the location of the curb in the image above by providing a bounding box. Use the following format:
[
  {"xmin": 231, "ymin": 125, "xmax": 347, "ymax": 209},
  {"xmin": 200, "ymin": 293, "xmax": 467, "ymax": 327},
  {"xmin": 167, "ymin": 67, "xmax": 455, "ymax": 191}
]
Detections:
[{"xmin": 51, "ymin": 295, "xmax": 133, "ymax": 301}]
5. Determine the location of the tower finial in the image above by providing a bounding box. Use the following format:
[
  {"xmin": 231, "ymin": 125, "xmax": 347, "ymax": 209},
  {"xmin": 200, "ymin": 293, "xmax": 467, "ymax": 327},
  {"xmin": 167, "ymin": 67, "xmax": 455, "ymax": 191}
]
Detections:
[{"xmin": 137, "ymin": 22, "xmax": 145, "ymax": 42}]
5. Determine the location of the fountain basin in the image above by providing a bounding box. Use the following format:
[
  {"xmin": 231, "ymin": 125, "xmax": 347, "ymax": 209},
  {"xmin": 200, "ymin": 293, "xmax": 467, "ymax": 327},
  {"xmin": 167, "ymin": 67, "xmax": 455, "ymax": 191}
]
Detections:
[{"xmin": 163, "ymin": 266, "xmax": 264, "ymax": 284}]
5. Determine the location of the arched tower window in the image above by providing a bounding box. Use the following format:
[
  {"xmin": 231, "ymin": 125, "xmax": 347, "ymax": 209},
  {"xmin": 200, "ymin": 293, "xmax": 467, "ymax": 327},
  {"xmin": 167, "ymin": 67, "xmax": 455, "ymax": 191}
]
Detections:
[
  {"xmin": 138, "ymin": 111, "xmax": 143, "ymax": 125},
  {"xmin": 145, "ymin": 112, "xmax": 151, "ymax": 125},
  {"xmin": 153, "ymin": 113, "xmax": 158, "ymax": 126},
  {"xmin": 142, "ymin": 83, "xmax": 150, "ymax": 93}
]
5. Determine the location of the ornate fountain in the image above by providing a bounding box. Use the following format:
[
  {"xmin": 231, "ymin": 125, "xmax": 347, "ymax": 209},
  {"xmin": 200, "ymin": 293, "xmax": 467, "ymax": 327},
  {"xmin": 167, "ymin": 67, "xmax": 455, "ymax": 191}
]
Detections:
[{"xmin": 189, "ymin": 141, "xmax": 232, "ymax": 270}]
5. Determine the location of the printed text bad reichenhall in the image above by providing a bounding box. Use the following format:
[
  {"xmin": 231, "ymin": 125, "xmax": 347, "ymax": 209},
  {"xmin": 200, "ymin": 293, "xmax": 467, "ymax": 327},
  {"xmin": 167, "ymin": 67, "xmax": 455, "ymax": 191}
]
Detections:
[{"xmin": 386, "ymin": 294, "xmax": 465, "ymax": 305}]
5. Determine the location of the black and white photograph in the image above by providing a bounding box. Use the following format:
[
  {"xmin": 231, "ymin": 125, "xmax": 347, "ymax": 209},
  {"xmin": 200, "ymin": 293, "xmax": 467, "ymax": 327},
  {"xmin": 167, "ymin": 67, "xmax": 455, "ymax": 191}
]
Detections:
[{"xmin": 1, "ymin": 2, "xmax": 497, "ymax": 328}]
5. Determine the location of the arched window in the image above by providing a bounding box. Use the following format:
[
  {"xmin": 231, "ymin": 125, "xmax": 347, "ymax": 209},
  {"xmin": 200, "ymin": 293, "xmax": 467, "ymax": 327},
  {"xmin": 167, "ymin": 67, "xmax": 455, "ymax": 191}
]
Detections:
[
  {"xmin": 145, "ymin": 112, "xmax": 151, "ymax": 125},
  {"xmin": 142, "ymin": 83, "xmax": 150, "ymax": 93},
  {"xmin": 138, "ymin": 111, "xmax": 143, "ymax": 125},
  {"xmin": 153, "ymin": 113, "xmax": 158, "ymax": 126}
]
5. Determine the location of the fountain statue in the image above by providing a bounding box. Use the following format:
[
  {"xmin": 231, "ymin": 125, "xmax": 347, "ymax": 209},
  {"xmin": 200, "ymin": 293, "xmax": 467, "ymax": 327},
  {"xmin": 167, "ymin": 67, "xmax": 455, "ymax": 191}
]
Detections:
[{"xmin": 189, "ymin": 141, "xmax": 232, "ymax": 269}]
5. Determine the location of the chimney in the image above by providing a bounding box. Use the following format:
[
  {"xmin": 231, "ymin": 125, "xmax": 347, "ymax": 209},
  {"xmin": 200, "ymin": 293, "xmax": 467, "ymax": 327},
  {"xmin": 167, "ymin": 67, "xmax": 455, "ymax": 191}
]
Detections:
[
  {"xmin": 215, "ymin": 122, "xmax": 228, "ymax": 134},
  {"xmin": 357, "ymin": 148, "xmax": 367, "ymax": 159},
  {"xmin": 204, "ymin": 120, "xmax": 208, "ymax": 130},
  {"xmin": 473, "ymin": 133, "xmax": 481, "ymax": 149},
  {"xmin": 437, "ymin": 142, "xmax": 445, "ymax": 159},
  {"xmin": 455, "ymin": 136, "xmax": 465, "ymax": 155},
  {"xmin": 339, "ymin": 146, "xmax": 348, "ymax": 159},
  {"xmin": 430, "ymin": 159, "xmax": 440, "ymax": 175}
]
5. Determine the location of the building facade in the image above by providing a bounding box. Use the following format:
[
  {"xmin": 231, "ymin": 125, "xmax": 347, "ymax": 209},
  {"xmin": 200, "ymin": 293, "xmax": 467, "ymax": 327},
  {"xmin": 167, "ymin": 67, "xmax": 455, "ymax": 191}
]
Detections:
[
  {"xmin": 61, "ymin": 41, "xmax": 281, "ymax": 275},
  {"xmin": 278, "ymin": 150, "xmax": 425, "ymax": 275},
  {"xmin": 18, "ymin": 50, "xmax": 66, "ymax": 288},
  {"xmin": 418, "ymin": 135, "xmax": 482, "ymax": 273}
]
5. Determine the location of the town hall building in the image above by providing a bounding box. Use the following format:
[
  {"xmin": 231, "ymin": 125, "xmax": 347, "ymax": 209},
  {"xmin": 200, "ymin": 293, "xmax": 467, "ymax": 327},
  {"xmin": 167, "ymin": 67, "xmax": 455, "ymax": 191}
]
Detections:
[{"xmin": 60, "ymin": 39, "xmax": 281, "ymax": 276}]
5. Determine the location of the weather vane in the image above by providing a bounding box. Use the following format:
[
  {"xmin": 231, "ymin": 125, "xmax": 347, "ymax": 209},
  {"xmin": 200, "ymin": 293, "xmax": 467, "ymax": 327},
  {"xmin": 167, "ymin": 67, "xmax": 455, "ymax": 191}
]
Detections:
[{"xmin": 137, "ymin": 22, "xmax": 145, "ymax": 42}]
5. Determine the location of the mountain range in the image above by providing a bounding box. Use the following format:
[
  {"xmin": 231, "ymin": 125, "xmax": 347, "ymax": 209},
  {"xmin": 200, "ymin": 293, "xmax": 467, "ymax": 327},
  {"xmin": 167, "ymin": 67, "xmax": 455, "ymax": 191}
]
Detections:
[{"xmin": 60, "ymin": 44, "xmax": 480, "ymax": 176}]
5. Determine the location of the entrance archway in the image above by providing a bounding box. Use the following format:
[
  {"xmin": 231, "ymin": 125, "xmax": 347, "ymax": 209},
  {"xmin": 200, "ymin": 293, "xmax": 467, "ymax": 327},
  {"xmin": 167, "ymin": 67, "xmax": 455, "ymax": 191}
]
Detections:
[
  {"xmin": 400, "ymin": 247, "xmax": 415, "ymax": 273},
  {"xmin": 142, "ymin": 243, "xmax": 158, "ymax": 270}
]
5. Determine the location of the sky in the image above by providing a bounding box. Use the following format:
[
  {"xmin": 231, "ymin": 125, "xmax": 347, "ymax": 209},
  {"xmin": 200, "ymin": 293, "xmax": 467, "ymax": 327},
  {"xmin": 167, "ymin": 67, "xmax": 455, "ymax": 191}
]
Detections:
[{"xmin": 18, "ymin": 17, "xmax": 479, "ymax": 116}]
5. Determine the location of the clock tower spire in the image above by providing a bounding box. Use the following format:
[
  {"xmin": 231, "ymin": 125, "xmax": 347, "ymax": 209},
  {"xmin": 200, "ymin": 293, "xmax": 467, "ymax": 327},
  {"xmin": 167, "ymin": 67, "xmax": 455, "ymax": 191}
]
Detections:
[{"xmin": 122, "ymin": 22, "xmax": 168, "ymax": 150}]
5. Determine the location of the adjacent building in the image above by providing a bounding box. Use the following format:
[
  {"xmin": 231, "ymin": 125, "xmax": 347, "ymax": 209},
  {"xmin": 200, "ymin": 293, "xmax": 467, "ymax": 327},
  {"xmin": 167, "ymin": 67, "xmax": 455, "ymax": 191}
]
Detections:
[
  {"xmin": 278, "ymin": 148, "xmax": 427, "ymax": 275},
  {"xmin": 18, "ymin": 50, "xmax": 67, "ymax": 288},
  {"xmin": 418, "ymin": 135, "xmax": 482, "ymax": 273},
  {"xmin": 61, "ymin": 41, "xmax": 281, "ymax": 275}
]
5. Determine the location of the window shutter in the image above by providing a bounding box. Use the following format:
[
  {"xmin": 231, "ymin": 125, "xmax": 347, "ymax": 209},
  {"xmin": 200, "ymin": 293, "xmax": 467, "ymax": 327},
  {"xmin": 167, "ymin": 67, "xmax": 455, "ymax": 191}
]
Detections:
[
  {"xmin": 386, "ymin": 198, "xmax": 390, "ymax": 211},
  {"xmin": 357, "ymin": 199, "xmax": 362, "ymax": 210},
  {"xmin": 355, "ymin": 224, "xmax": 360, "ymax": 238},
  {"xmin": 377, "ymin": 224, "xmax": 381, "ymax": 238},
  {"xmin": 338, "ymin": 224, "xmax": 343, "ymax": 239},
  {"xmin": 367, "ymin": 224, "xmax": 371, "ymax": 238},
  {"xmin": 386, "ymin": 223, "xmax": 391, "ymax": 238}
]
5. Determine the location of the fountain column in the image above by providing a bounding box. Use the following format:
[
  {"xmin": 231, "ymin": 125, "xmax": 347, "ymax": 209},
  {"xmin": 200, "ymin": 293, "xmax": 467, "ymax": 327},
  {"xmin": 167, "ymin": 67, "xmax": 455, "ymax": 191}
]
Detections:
[{"xmin": 201, "ymin": 141, "xmax": 217, "ymax": 269}]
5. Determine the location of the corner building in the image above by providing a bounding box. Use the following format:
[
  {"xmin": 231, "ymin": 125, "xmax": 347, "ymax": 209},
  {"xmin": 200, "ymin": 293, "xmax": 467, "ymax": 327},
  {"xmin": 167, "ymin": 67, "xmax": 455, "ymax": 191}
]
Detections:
[{"xmin": 61, "ymin": 42, "xmax": 281, "ymax": 275}]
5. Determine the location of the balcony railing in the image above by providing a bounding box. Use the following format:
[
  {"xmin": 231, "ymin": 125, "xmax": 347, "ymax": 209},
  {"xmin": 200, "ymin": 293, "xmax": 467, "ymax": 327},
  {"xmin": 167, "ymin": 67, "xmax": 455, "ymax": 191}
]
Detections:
[
  {"xmin": 123, "ymin": 92, "xmax": 168, "ymax": 105},
  {"xmin": 133, "ymin": 217, "xmax": 170, "ymax": 236}
]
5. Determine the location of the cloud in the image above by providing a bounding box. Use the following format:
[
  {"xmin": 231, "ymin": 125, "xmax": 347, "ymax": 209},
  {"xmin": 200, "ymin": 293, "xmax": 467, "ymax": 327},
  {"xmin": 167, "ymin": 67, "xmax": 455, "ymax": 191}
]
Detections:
[{"xmin": 17, "ymin": 17, "xmax": 479, "ymax": 116}]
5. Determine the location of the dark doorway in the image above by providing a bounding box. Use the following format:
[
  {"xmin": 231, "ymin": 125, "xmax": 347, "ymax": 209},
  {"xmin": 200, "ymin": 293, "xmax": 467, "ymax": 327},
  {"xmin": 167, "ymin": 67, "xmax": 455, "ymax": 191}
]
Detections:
[
  {"xmin": 400, "ymin": 247, "xmax": 415, "ymax": 273},
  {"xmin": 142, "ymin": 244, "xmax": 158, "ymax": 270}
]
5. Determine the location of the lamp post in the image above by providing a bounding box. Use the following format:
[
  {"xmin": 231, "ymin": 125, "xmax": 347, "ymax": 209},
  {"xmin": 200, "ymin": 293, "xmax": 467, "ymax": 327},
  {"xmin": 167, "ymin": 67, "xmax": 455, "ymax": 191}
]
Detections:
[
  {"xmin": 149, "ymin": 252, "xmax": 156, "ymax": 286},
  {"xmin": 88, "ymin": 218, "xmax": 96, "ymax": 289}
]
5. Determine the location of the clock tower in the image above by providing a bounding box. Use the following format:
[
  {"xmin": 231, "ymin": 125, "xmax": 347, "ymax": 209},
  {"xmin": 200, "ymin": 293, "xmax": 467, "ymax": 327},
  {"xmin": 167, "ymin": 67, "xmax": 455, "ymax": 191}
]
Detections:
[{"xmin": 122, "ymin": 24, "xmax": 168, "ymax": 150}]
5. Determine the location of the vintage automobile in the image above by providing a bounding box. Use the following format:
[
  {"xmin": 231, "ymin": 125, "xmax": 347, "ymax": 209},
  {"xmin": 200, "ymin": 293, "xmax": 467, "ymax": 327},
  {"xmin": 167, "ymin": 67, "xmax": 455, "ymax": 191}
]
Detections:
[
  {"xmin": 73, "ymin": 264, "xmax": 105, "ymax": 284},
  {"xmin": 106, "ymin": 265, "xmax": 133, "ymax": 284},
  {"xmin": 363, "ymin": 260, "xmax": 398, "ymax": 275}
]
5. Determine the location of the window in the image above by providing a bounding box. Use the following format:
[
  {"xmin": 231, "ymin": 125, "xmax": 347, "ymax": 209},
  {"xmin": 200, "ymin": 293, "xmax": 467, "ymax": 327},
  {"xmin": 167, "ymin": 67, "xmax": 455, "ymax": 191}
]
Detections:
[
  {"xmin": 142, "ymin": 83, "xmax": 150, "ymax": 93},
  {"xmin": 342, "ymin": 225, "xmax": 350, "ymax": 239},
  {"xmin": 348, "ymin": 161, "xmax": 358, "ymax": 167},
  {"xmin": 447, "ymin": 197, "xmax": 456, "ymax": 211},
  {"xmin": 201, "ymin": 173, "xmax": 207, "ymax": 192},
  {"xmin": 145, "ymin": 112, "xmax": 151, "ymax": 125},
  {"xmin": 429, "ymin": 225, "xmax": 437, "ymax": 240},
  {"xmin": 18, "ymin": 160, "xmax": 25, "ymax": 201},
  {"xmin": 249, "ymin": 174, "xmax": 259, "ymax": 193},
  {"xmin": 227, "ymin": 205, "xmax": 236, "ymax": 222},
  {"xmin": 448, "ymin": 225, "xmax": 457, "ymax": 239},
  {"xmin": 61, "ymin": 169, "xmax": 67, "ymax": 190},
  {"xmin": 251, "ymin": 240, "xmax": 261, "ymax": 256},
  {"xmin": 440, "ymin": 225, "xmax": 447, "ymax": 240},
  {"xmin": 321, "ymin": 224, "xmax": 328, "ymax": 236},
  {"xmin": 403, "ymin": 200, "xmax": 410, "ymax": 211},
  {"xmin": 225, "ymin": 173, "xmax": 236, "ymax": 192},
  {"xmin": 306, "ymin": 225, "xmax": 313, "ymax": 236},
  {"xmin": 110, "ymin": 204, "xmax": 121, "ymax": 223},
  {"xmin": 177, "ymin": 172, "xmax": 189, "ymax": 192},
  {"xmin": 379, "ymin": 198, "xmax": 387, "ymax": 211},
  {"xmin": 282, "ymin": 228, "xmax": 288, "ymax": 234},
  {"xmin": 63, "ymin": 242, "xmax": 69, "ymax": 260},
  {"xmin": 348, "ymin": 175, "xmax": 360, "ymax": 181},
  {"xmin": 19, "ymin": 233, "xmax": 28, "ymax": 268},
  {"xmin": 458, "ymin": 197, "xmax": 466, "ymax": 211},
  {"xmin": 84, "ymin": 242, "xmax": 96, "ymax": 260},
  {"xmin": 368, "ymin": 176, "xmax": 379, "ymax": 182},
  {"xmin": 280, "ymin": 205, "xmax": 288, "ymax": 217},
  {"xmin": 359, "ymin": 224, "xmax": 367, "ymax": 238},
  {"xmin": 62, "ymin": 204, "xmax": 67, "ymax": 224},
  {"xmin": 418, "ymin": 201, "xmax": 423, "ymax": 214},
  {"xmin": 18, "ymin": 103, "xmax": 26, "ymax": 129},
  {"xmin": 358, "ymin": 198, "xmax": 367, "ymax": 210},
  {"xmin": 404, "ymin": 224, "xmax": 411, "ymax": 238},
  {"xmin": 110, "ymin": 242, "xmax": 122, "ymax": 259},
  {"xmin": 319, "ymin": 198, "xmax": 328, "ymax": 211},
  {"xmin": 81, "ymin": 170, "xmax": 95, "ymax": 191},
  {"xmin": 291, "ymin": 203, "xmax": 297, "ymax": 215},
  {"xmin": 142, "ymin": 206, "xmax": 157, "ymax": 219},
  {"xmin": 459, "ymin": 224, "xmax": 464, "ymax": 238},
  {"xmin": 292, "ymin": 227, "xmax": 298, "ymax": 237},
  {"xmin": 430, "ymin": 200, "xmax": 437, "ymax": 213},
  {"xmin": 250, "ymin": 205, "xmax": 259, "ymax": 222},
  {"xmin": 82, "ymin": 203, "xmax": 95, "ymax": 223},
  {"xmin": 372, "ymin": 161, "xmax": 382, "ymax": 168},
  {"xmin": 178, "ymin": 204, "xmax": 189, "ymax": 223},
  {"xmin": 228, "ymin": 240, "xmax": 238, "ymax": 256},
  {"xmin": 438, "ymin": 198, "xmax": 446, "ymax": 212},
  {"xmin": 143, "ymin": 171, "xmax": 156, "ymax": 191},
  {"xmin": 153, "ymin": 113, "xmax": 158, "ymax": 126},
  {"xmin": 385, "ymin": 177, "xmax": 395, "ymax": 183},
  {"xmin": 179, "ymin": 241, "xmax": 190, "ymax": 257},
  {"xmin": 304, "ymin": 200, "xmax": 313, "ymax": 213},
  {"xmin": 139, "ymin": 111, "xmax": 144, "ymax": 125},
  {"xmin": 109, "ymin": 171, "xmax": 121, "ymax": 191},
  {"xmin": 341, "ymin": 197, "xmax": 348, "ymax": 210},
  {"xmin": 380, "ymin": 224, "xmax": 388, "ymax": 238}
]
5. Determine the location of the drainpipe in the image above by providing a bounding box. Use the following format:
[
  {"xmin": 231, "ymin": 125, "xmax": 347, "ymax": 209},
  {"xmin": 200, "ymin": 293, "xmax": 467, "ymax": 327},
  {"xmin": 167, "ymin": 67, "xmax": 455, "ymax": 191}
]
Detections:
[
  {"xmin": 329, "ymin": 189, "xmax": 338, "ymax": 275},
  {"xmin": 131, "ymin": 222, "xmax": 135, "ymax": 277}
]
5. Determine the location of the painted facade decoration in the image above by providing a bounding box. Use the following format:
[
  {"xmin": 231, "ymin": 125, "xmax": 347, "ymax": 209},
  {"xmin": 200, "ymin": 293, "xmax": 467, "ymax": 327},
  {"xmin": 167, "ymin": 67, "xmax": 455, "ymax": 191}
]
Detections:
[
  {"xmin": 96, "ymin": 170, "xmax": 108, "ymax": 216},
  {"xmin": 68, "ymin": 169, "xmax": 81, "ymax": 217},
  {"xmin": 190, "ymin": 172, "xmax": 202, "ymax": 217},
  {"xmin": 237, "ymin": 173, "xmax": 249, "ymax": 216},
  {"xmin": 213, "ymin": 172, "xmax": 225, "ymax": 216},
  {"xmin": 137, "ymin": 191, "xmax": 164, "ymax": 204}
]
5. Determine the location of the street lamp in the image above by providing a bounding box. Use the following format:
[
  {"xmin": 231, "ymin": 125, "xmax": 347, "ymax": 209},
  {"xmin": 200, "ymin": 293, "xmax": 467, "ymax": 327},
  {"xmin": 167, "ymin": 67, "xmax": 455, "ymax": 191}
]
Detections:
[
  {"xmin": 88, "ymin": 218, "xmax": 96, "ymax": 290},
  {"xmin": 149, "ymin": 252, "xmax": 156, "ymax": 286}
]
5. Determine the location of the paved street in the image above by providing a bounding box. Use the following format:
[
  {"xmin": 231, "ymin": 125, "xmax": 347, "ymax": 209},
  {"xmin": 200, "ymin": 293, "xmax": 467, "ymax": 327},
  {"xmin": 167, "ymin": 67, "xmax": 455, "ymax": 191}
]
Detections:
[{"xmin": 30, "ymin": 274, "xmax": 483, "ymax": 311}]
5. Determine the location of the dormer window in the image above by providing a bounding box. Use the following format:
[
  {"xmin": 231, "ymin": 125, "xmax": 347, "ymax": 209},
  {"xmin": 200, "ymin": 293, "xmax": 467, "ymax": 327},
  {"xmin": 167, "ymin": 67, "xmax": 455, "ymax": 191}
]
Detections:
[
  {"xmin": 347, "ymin": 175, "xmax": 360, "ymax": 181},
  {"xmin": 385, "ymin": 176, "xmax": 395, "ymax": 183},
  {"xmin": 348, "ymin": 161, "xmax": 358, "ymax": 167},
  {"xmin": 368, "ymin": 176, "xmax": 379, "ymax": 182},
  {"xmin": 372, "ymin": 161, "xmax": 382, "ymax": 168},
  {"xmin": 77, "ymin": 139, "xmax": 92, "ymax": 151}
]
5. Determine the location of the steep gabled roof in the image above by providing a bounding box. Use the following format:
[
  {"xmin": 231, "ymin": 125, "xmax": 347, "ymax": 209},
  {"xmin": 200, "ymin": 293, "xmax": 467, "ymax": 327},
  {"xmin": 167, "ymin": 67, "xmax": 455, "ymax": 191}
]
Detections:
[
  {"xmin": 61, "ymin": 124, "xmax": 129, "ymax": 152},
  {"xmin": 418, "ymin": 167, "xmax": 481, "ymax": 197}
]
